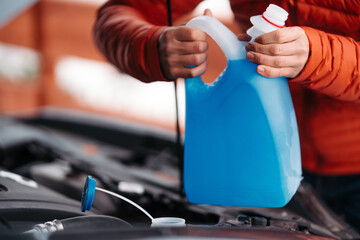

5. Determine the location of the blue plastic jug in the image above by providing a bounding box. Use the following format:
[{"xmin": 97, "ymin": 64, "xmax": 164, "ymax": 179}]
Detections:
[{"xmin": 184, "ymin": 8, "xmax": 302, "ymax": 207}]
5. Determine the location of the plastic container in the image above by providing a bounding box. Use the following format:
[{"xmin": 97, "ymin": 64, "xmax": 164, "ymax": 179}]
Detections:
[{"xmin": 184, "ymin": 4, "xmax": 302, "ymax": 207}]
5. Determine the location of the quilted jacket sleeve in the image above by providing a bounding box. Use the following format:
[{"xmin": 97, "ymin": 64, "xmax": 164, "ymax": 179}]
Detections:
[
  {"xmin": 93, "ymin": 0, "xmax": 201, "ymax": 83},
  {"xmin": 291, "ymin": 27, "xmax": 360, "ymax": 102}
]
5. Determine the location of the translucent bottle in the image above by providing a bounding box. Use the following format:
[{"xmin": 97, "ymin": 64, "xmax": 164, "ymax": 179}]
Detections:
[{"xmin": 184, "ymin": 4, "xmax": 302, "ymax": 207}]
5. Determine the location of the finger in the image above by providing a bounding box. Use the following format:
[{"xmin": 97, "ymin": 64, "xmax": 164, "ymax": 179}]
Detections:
[
  {"xmin": 245, "ymin": 41, "xmax": 298, "ymax": 56},
  {"xmin": 175, "ymin": 61, "xmax": 207, "ymax": 79},
  {"xmin": 257, "ymin": 65, "xmax": 295, "ymax": 78},
  {"xmin": 174, "ymin": 41, "xmax": 208, "ymax": 54},
  {"xmin": 255, "ymin": 27, "xmax": 303, "ymax": 44},
  {"xmin": 175, "ymin": 53, "xmax": 207, "ymax": 67},
  {"xmin": 237, "ymin": 33, "xmax": 252, "ymax": 41},
  {"xmin": 203, "ymin": 8, "xmax": 213, "ymax": 16},
  {"xmin": 246, "ymin": 51, "xmax": 300, "ymax": 68},
  {"xmin": 174, "ymin": 27, "xmax": 206, "ymax": 41}
]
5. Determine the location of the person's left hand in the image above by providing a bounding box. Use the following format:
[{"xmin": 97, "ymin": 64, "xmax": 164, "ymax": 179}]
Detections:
[{"xmin": 244, "ymin": 27, "xmax": 309, "ymax": 78}]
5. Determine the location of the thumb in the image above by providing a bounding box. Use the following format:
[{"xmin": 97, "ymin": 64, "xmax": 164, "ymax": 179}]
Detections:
[{"xmin": 203, "ymin": 8, "xmax": 213, "ymax": 16}]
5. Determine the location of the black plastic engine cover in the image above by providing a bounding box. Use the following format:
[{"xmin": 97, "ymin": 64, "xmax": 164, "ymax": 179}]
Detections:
[{"xmin": 0, "ymin": 168, "xmax": 90, "ymax": 232}]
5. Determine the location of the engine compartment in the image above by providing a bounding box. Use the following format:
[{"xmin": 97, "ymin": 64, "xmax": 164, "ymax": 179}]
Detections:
[{"xmin": 0, "ymin": 109, "xmax": 358, "ymax": 240}]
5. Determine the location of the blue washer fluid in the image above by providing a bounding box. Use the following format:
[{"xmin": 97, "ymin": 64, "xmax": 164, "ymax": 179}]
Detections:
[{"xmin": 184, "ymin": 11, "xmax": 302, "ymax": 207}]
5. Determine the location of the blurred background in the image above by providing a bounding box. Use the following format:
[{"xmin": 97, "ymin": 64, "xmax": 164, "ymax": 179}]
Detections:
[{"xmin": 0, "ymin": 0, "xmax": 239, "ymax": 132}]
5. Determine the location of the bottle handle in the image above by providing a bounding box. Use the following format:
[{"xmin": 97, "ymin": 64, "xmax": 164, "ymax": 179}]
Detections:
[{"xmin": 186, "ymin": 16, "xmax": 246, "ymax": 61}]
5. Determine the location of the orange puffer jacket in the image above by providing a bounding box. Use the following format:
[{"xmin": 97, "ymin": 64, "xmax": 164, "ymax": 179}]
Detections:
[{"xmin": 94, "ymin": 0, "xmax": 360, "ymax": 175}]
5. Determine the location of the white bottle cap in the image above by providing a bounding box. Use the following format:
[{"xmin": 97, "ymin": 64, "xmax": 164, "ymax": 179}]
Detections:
[
  {"xmin": 247, "ymin": 4, "xmax": 289, "ymax": 40},
  {"xmin": 263, "ymin": 4, "xmax": 288, "ymax": 27},
  {"xmin": 151, "ymin": 217, "xmax": 186, "ymax": 227}
]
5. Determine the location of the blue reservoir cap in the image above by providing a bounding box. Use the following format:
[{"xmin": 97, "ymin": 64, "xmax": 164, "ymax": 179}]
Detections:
[{"xmin": 81, "ymin": 176, "xmax": 96, "ymax": 212}]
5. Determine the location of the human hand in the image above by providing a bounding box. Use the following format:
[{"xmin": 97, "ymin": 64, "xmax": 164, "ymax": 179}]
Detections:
[
  {"xmin": 158, "ymin": 9, "xmax": 213, "ymax": 80},
  {"xmin": 244, "ymin": 27, "xmax": 309, "ymax": 78}
]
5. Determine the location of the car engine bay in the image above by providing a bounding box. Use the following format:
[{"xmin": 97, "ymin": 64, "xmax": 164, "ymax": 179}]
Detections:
[{"xmin": 0, "ymin": 108, "xmax": 359, "ymax": 240}]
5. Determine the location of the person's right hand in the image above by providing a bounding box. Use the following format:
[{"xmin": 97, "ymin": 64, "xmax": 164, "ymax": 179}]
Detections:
[{"xmin": 158, "ymin": 9, "xmax": 212, "ymax": 80}]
